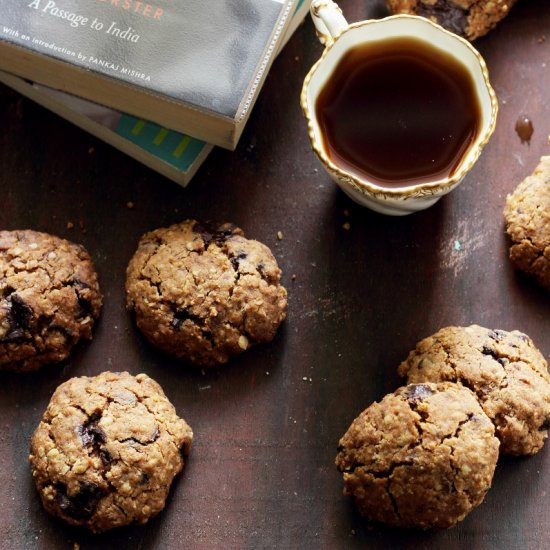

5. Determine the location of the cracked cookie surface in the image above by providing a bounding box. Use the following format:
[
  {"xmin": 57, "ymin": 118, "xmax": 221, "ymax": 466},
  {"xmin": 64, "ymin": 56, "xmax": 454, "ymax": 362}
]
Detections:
[
  {"xmin": 0, "ymin": 229, "xmax": 102, "ymax": 372},
  {"xmin": 125, "ymin": 220, "xmax": 288, "ymax": 368},
  {"xmin": 504, "ymin": 156, "xmax": 550, "ymax": 291},
  {"xmin": 398, "ymin": 325, "xmax": 550, "ymax": 455},
  {"xmin": 385, "ymin": 0, "xmax": 519, "ymax": 41},
  {"xmin": 29, "ymin": 371, "xmax": 193, "ymax": 532},
  {"xmin": 335, "ymin": 382, "xmax": 499, "ymax": 529}
]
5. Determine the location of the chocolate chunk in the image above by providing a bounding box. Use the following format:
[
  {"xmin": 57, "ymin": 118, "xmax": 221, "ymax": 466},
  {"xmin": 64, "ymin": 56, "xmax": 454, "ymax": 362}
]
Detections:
[
  {"xmin": 172, "ymin": 308, "xmax": 204, "ymax": 330},
  {"xmin": 193, "ymin": 221, "xmax": 238, "ymax": 248},
  {"xmin": 71, "ymin": 279, "xmax": 91, "ymax": 290},
  {"xmin": 99, "ymin": 449, "xmax": 112, "ymax": 466},
  {"xmin": 416, "ymin": 1, "xmax": 468, "ymax": 37},
  {"xmin": 76, "ymin": 296, "xmax": 93, "ymax": 319},
  {"xmin": 481, "ymin": 345, "xmax": 499, "ymax": 360},
  {"xmin": 0, "ymin": 285, "xmax": 14, "ymax": 298},
  {"xmin": 1, "ymin": 294, "xmax": 34, "ymax": 343},
  {"xmin": 55, "ymin": 481, "xmax": 104, "ymax": 520},
  {"xmin": 256, "ymin": 262, "xmax": 268, "ymax": 282},
  {"xmin": 230, "ymin": 252, "xmax": 247, "ymax": 271},
  {"xmin": 70, "ymin": 279, "xmax": 94, "ymax": 318},
  {"xmin": 9, "ymin": 294, "xmax": 33, "ymax": 330},
  {"xmin": 140, "ymin": 473, "xmax": 150, "ymax": 485},
  {"xmin": 79, "ymin": 414, "xmax": 106, "ymax": 449},
  {"xmin": 0, "ymin": 327, "xmax": 25, "ymax": 344}
]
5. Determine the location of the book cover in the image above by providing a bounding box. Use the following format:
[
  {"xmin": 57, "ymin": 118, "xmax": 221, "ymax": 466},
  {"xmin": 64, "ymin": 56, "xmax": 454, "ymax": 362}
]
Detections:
[
  {"xmin": 0, "ymin": 0, "xmax": 298, "ymax": 150},
  {"xmin": 0, "ymin": 1, "xmax": 309, "ymax": 187}
]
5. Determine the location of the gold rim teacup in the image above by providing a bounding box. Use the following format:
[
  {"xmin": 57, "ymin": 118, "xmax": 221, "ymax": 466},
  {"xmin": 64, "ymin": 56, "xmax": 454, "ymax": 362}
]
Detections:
[{"xmin": 301, "ymin": 0, "xmax": 498, "ymax": 216}]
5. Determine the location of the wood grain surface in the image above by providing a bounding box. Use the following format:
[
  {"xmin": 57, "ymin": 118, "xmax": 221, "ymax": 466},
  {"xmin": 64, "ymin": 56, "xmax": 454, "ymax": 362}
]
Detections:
[{"xmin": 1, "ymin": 1, "xmax": 549, "ymax": 548}]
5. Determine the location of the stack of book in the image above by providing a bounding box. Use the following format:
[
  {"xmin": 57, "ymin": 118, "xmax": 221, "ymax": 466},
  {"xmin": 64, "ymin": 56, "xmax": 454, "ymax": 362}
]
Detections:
[{"xmin": 0, "ymin": 0, "xmax": 309, "ymax": 186}]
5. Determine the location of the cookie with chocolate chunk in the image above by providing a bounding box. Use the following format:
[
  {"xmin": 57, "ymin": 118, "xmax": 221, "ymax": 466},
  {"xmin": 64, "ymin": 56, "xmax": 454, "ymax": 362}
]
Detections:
[
  {"xmin": 125, "ymin": 220, "xmax": 288, "ymax": 368},
  {"xmin": 336, "ymin": 382, "xmax": 499, "ymax": 529},
  {"xmin": 0, "ymin": 229, "xmax": 102, "ymax": 372},
  {"xmin": 29, "ymin": 371, "xmax": 193, "ymax": 532},
  {"xmin": 504, "ymin": 156, "xmax": 550, "ymax": 291},
  {"xmin": 386, "ymin": 0, "xmax": 520, "ymax": 41},
  {"xmin": 398, "ymin": 325, "xmax": 550, "ymax": 455}
]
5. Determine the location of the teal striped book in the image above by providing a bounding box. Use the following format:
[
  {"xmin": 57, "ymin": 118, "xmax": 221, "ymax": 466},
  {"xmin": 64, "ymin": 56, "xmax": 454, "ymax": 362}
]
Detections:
[{"xmin": 115, "ymin": 115, "xmax": 210, "ymax": 177}]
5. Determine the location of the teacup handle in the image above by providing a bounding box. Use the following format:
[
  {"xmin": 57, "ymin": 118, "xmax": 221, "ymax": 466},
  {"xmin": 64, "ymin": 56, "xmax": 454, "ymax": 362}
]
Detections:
[{"xmin": 310, "ymin": 0, "xmax": 349, "ymax": 46}]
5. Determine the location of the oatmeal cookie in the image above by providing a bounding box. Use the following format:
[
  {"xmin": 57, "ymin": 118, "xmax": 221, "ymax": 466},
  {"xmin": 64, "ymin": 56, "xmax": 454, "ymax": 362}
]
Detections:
[
  {"xmin": 29, "ymin": 371, "xmax": 193, "ymax": 532},
  {"xmin": 125, "ymin": 220, "xmax": 288, "ymax": 368},
  {"xmin": 398, "ymin": 325, "xmax": 550, "ymax": 455},
  {"xmin": 504, "ymin": 156, "xmax": 550, "ymax": 291},
  {"xmin": 336, "ymin": 382, "xmax": 499, "ymax": 529},
  {"xmin": 386, "ymin": 1, "xmax": 520, "ymax": 41},
  {"xmin": 0, "ymin": 229, "xmax": 102, "ymax": 372}
]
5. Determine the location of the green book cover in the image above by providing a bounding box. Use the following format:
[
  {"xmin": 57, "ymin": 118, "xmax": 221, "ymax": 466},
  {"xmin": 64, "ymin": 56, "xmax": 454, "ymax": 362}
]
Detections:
[{"xmin": 115, "ymin": 115, "xmax": 207, "ymax": 173}]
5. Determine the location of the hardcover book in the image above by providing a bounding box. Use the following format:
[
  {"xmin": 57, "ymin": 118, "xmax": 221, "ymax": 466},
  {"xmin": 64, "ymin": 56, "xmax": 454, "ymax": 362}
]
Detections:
[
  {"xmin": 0, "ymin": 1, "xmax": 309, "ymax": 186},
  {"xmin": 0, "ymin": 0, "xmax": 299, "ymax": 150}
]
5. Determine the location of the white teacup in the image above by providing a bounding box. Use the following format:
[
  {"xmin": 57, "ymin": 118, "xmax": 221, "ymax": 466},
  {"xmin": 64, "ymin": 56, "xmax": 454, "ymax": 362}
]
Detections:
[{"xmin": 301, "ymin": 1, "xmax": 498, "ymax": 216}]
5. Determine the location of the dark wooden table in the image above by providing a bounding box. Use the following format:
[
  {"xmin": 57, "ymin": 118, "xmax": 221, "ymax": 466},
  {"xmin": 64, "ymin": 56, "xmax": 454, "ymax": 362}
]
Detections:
[{"xmin": 1, "ymin": 1, "xmax": 549, "ymax": 548}]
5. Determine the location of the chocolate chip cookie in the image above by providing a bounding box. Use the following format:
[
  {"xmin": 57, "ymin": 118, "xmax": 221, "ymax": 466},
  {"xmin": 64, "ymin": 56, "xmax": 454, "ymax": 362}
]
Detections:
[
  {"xmin": 398, "ymin": 325, "xmax": 550, "ymax": 455},
  {"xmin": 336, "ymin": 382, "xmax": 499, "ymax": 529},
  {"xmin": 0, "ymin": 230, "xmax": 102, "ymax": 372},
  {"xmin": 30, "ymin": 371, "xmax": 193, "ymax": 532},
  {"xmin": 504, "ymin": 156, "xmax": 550, "ymax": 291},
  {"xmin": 125, "ymin": 220, "xmax": 288, "ymax": 368},
  {"xmin": 386, "ymin": 0, "xmax": 520, "ymax": 41}
]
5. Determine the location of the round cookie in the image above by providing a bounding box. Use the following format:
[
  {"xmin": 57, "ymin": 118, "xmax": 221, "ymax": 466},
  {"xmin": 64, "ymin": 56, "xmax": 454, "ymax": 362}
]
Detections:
[
  {"xmin": 385, "ymin": 0, "xmax": 520, "ymax": 41},
  {"xmin": 29, "ymin": 371, "xmax": 193, "ymax": 532},
  {"xmin": 504, "ymin": 156, "xmax": 550, "ymax": 291},
  {"xmin": 125, "ymin": 220, "xmax": 288, "ymax": 368},
  {"xmin": 0, "ymin": 229, "xmax": 102, "ymax": 372},
  {"xmin": 335, "ymin": 382, "xmax": 499, "ymax": 529},
  {"xmin": 398, "ymin": 325, "xmax": 550, "ymax": 455}
]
